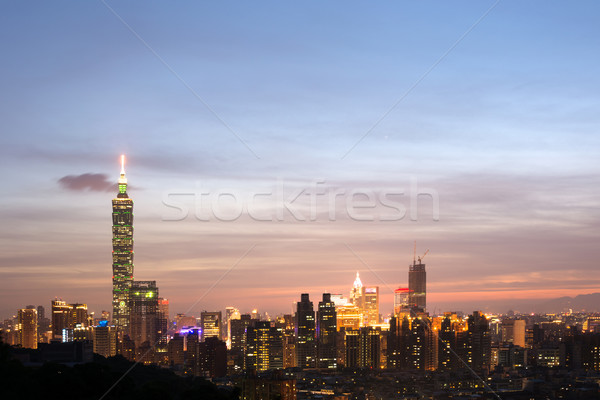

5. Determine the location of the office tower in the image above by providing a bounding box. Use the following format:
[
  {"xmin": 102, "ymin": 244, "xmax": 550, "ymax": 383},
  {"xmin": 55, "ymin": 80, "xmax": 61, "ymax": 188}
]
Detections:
[
  {"xmin": 360, "ymin": 327, "xmax": 381, "ymax": 368},
  {"xmin": 185, "ymin": 329, "xmax": 201, "ymax": 374},
  {"xmin": 467, "ymin": 311, "xmax": 491, "ymax": 371},
  {"xmin": 197, "ymin": 337, "xmax": 227, "ymax": 377},
  {"xmin": 245, "ymin": 320, "xmax": 270, "ymax": 372},
  {"xmin": 51, "ymin": 300, "xmax": 89, "ymax": 340},
  {"xmin": 37, "ymin": 305, "xmax": 44, "ymax": 320},
  {"xmin": 277, "ymin": 314, "xmax": 297, "ymax": 369},
  {"xmin": 268, "ymin": 325, "xmax": 284, "ymax": 370},
  {"xmin": 501, "ymin": 319, "xmax": 526, "ymax": 347},
  {"xmin": 225, "ymin": 306, "xmax": 241, "ymax": 348},
  {"xmin": 93, "ymin": 321, "xmax": 117, "ymax": 357},
  {"xmin": 129, "ymin": 281, "xmax": 160, "ymax": 349},
  {"xmin": 112, "ymin": 155, "xmax": 134, "ymax": 333},
  {"xmin": 317, "ymin": 293, "xmax": 337, "ymax": 369},
  {"xmin": 394, "ymin": 288, "xmax": 410, "ymax": 316},
  {"xmin": 70, "ymin": 303, "xmax": 90, "ymax": 326},
  {"xmin": 158, "ymin": 298, "xmax": 169, "ymax": 323},
  {"xmin": 229, "ymin": 314, "xmax": 253, "ymax": 374},
  {"xmin": 387, "ymin": 315, "xmax": 436, "ymax": 371},
  {"xmin": 101, "ymin": 310, "xmax": 111, "ymax": 322},
  {"xmin": 51, "ymin": 300, "xmax": 72, "ymax": 340},
  {"xmin": 201, "ymin": 311, "xmax": 222, "ymax": 341},
  {"xmin": 18, "ymin": 308, "xmax": 37, "ymax": 349},
  {"xmin": 344, "ymin": 329, "xmax": 359, "ymax": 367},
  {"xmin": 36, "ymin": 305, "xmax": 51, "ymax": 341},
  {"xmin": 168, "ymin": 333, "xmax": 185, "ymax": 367},
  {"xmin": 295, "ymin": 293, "xmax": 316, "ymax": 368},
  {"xmin": 408, "ymin": 258, "xmax": 426, "ymax": 313},
  {"xmin": 157, "ymin": 297, "xmax": 169, "ymax": 345},
  {"xmin": 363, "ymin": 287, "xmax": 379, "ymax": 325},
  {"xmin": 438, "ymin": 316, "xmax": 454, "ymax": 371},
  {"xmin": 244, "ymin": 321, "xmax": 284, "ymax": 372}
]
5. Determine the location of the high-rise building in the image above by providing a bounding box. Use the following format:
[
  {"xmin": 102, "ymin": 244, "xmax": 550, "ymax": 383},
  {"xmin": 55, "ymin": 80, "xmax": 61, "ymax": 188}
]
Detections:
[
  {"xmin": 364, "ymin": 287, "xmax": 379, "ymax": 325},
  {"xmin": 387, "ymin": 314, "xmax": 437, "ymax": 371},
  {"xmin": 229, "ymin": 314, "xmax": 254, "ymax": 374},
  {"xmin": 157, "ymin": 297, "xmax": 169, "ymax": 346},
  {"xmin": 394, "ymin": 288, "xmax": 410, "ymax": 316},
  {"xmin": 408, "ymin": 258, "xmax": 426, "ymax": 312},
  {"xmin": 245, "ymin": 320, "xmax": 271, "ymax": 372},
  {"xmin": 201, "ymin": 311, "xmax": 222, "ymax": 341},
  {"xmin": 112, "ymin": 155, "xmax": 134, "ymax": 333},
  {"xmin": 51, "ymin": 300, "xmax": 72, "ymax": 340},
  {"xmin": 168, "ymin": 333, "xmax": 185, "ymax": 367},
  {"xmin": 18, "ymin": 308, "xmax": 37, "ymax": 349},
  {"xmin": 197, "ymin": 337, "xmax": 227, "ymax": 377},
  {"xmin": 336, "ymin": 303, "xmax": 362, "ymax": 330},
  {"xmin": 467, "ymin": 311, "xmax": 491, "ymax": 371},
  {"xmin": 129, "ymin": 281, "xmax": 160, "ymax": 349},
  {"xmin": 501, "ymin": 319, "xmax": 526, "ymax": 347},
  {"xmin": 317, "ymin": 293, "xmax": 337, "ymax": 369},
  {"xmin": 93, "ymin": 322, "xmax": 117, "ymax": 357},
  {"xmin": 36, "ymin": 305, "xmax": 51, "ymax": 342},
  {"xmin": 225, "ymin": 306, "xmax": 241, "ymax": 348},
  {"xmin": 51, "ymin": 300, "xmax": 89, "ymax": 340},
  {"xmin": 295, "ymin": 293, "xmax": 316, "ymax": 368}
]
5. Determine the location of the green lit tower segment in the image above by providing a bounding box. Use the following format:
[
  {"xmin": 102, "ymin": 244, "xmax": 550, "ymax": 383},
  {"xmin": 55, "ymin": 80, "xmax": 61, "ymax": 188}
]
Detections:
[{"xmin": 112, "ymin": 155, "xmax": 134, "ymax": 332}]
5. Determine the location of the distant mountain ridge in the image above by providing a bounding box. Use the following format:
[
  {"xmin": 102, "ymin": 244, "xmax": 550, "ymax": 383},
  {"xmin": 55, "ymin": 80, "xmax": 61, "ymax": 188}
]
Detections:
[{"xmin": 533, "ymin": 292, "xmax": 600, "ymax": 314}]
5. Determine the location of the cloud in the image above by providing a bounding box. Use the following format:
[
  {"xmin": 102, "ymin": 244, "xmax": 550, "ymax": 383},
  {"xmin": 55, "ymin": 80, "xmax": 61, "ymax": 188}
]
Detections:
[{"xmin": 58, "ymin": 173, "xmax": 117, "ymax": 192}]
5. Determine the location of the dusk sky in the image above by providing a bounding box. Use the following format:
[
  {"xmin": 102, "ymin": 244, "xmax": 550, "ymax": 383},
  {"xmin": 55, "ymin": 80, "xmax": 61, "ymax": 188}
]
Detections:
[{"xmin": 1, "ymin": 1, "xmax": 599, "ymax": 319}]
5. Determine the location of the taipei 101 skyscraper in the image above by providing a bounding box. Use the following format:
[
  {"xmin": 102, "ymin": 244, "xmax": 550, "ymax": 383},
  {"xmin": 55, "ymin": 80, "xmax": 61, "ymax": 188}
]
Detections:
[{"xmin": 112, "ymin": 155, "xmax": 134, "ymax": 332}]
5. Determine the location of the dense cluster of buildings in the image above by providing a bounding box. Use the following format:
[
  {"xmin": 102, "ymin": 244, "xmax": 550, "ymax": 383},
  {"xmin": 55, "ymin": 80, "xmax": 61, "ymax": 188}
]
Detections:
[{"xmin": 3, "ymin": 156, "xmax": 600, "ymax": 399}]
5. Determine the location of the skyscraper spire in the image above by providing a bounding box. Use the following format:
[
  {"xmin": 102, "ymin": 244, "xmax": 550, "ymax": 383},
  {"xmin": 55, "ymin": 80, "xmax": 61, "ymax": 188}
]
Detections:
[
  {"xmin": 117, "ymin": 154, "xmax": 128, "ymax": 196},
  {"xmin": 353, "ymin": 271, "xmax": 363, "ymax": 288},
  {"xmin": 120, "ymin": 154, "xmax": 126, "ymax": 176}
]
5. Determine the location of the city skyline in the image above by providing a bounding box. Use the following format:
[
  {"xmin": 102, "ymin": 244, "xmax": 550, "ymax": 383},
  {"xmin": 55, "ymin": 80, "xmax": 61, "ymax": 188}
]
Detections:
[{"xmin": 1, "ymin": 2, "xmax": 600, "ymax": 319}]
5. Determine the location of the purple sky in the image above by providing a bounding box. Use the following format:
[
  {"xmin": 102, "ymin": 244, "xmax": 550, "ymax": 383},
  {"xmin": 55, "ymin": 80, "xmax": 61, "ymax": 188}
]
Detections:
[{"xmin": 1, "ymin": 2, "xmax": 599, "ymax": 319}]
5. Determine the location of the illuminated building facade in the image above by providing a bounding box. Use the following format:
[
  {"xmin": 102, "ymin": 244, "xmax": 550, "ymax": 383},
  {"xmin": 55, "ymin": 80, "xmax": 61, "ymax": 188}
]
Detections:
[
  {"xmin": 18, "ymin": 308, "xmax": 37, "ymax": 349},
  {"xmin": 394, "ymin": 288, "xmax": 411, "ymax": 316},
  {"xmin": 343, "ymin": 327, "xmax": 381, "ymax": 368},
  {"xmin": 347, "ymin": 272, "xmax": 379, "ymax": 326},
  {"xmin": 112, "ymin": 155, "xmax": 134, "ymax": 333},
  {"xmin": 363, "ymin": 287, "xmax": 379, "ymax": 325},
  {"xmin": 225, "ymin": 306, "xmax": 241, "ymax": 348},
  {"xmin": 501, "ymin": 319, "xmax": 526, "ymax": 347},
  {"xmin": 229, "ymin": 314, "xmax": 253, "ymax": 373},
  {"xmin": 316, "ymin": 293, "xmax": 337, "ymax": 369},
  {"xmin": 129, "ymin": 280, "xmax": 159, "ymax": 348},
  {"xmin": 51, "ymin": 300, "xmax": 72, "ymax": 340},
  {"xmin": 201, "ymin": 311, "xmax": 222, "ymax": 341},
  {"xmin": 295, "ymin": 293, "xmax": 316, "ymax": 368},
  {"xmin": 350, "ymin": 272, "xmax": 364, "ymax": 309},
  {"xmin": 93, "ymin": 322, "xmax": 117, "ymax": 357},
  {"xmin": 51, "ymin": 300, "xmax": 90, "ymax": 340},
  {"xmin": 336, "ymin": 304, "xmax": 362, "ymax": 330},
  {"xmin": 387, "ymin": 314, "xmax": 437, "ymax": 371},
  {"xmin": 467, "ymin": 311, "xmax": 491, "ymax": 371},
  {"xmin": 245, "ymin": 321, "xmax": 260, "ymax": 371}
]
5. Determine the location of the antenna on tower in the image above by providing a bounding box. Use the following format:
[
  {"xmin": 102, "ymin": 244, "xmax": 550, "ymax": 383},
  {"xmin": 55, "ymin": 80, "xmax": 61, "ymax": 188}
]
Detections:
[
  {"xmin": 120, "ymin": 154, "xmax": 126, "ymax": 175},
  {"xmin": 413, "ymin": 241, "xmax": 416, "ymax": 265}
]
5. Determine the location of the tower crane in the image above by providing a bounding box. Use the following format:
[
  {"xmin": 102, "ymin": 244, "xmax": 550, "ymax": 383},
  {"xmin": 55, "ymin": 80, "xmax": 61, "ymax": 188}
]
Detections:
[{"xmin": 417, "ymin": 249, "xmax": 429, "ymax": 264}]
